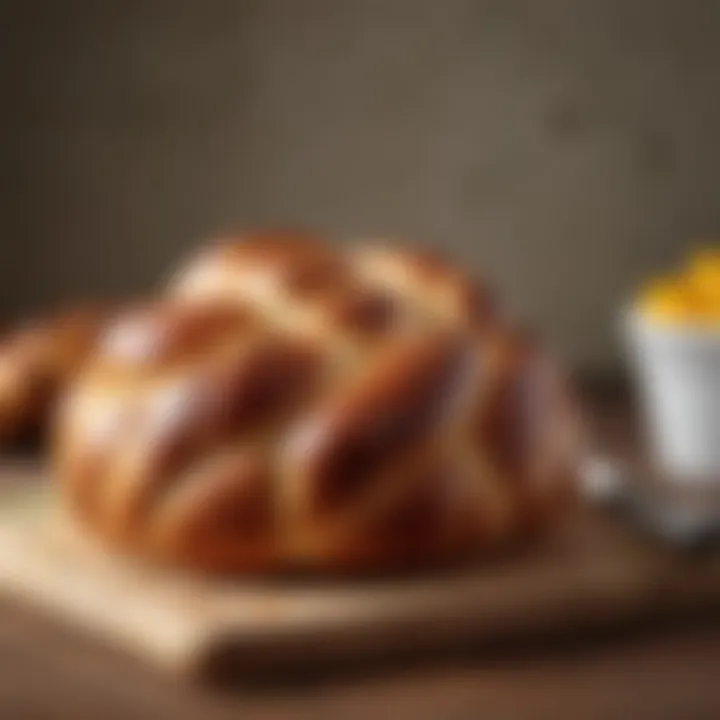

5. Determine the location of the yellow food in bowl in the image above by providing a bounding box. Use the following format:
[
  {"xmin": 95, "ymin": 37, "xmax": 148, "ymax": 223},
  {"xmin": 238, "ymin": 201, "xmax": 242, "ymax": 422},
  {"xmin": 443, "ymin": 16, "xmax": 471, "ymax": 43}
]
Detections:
[
  {"xmin": 638, "ymin": 249, "xmax": 720, "ymax": 324},
  {"xmin": 688, "ymin": 250, "xmax": 720, "ymax": 304}
]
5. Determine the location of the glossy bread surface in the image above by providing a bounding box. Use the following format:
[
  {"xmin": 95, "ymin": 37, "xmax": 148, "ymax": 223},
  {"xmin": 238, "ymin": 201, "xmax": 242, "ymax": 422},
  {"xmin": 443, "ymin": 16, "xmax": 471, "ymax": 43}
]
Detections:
[{"xmin": 56, "ymin": 233, "xmax": 579, "ymax": 574}]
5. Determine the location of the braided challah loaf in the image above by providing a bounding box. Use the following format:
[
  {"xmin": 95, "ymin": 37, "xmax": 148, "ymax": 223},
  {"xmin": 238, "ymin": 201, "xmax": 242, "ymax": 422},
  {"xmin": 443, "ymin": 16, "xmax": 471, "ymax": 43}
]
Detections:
[
  {"xmin": 0, "ymin": 306, "xmax": 110, "ymax": 445},
  {"xmin": 55, "ymin": 233, "xmax": 579, "ymax": 574}
]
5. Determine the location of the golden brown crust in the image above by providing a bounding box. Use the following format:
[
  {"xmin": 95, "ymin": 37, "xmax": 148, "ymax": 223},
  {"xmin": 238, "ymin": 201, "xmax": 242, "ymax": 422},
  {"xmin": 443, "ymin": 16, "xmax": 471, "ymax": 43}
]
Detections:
[
  {"xmin": 0, "ymin": 305, "xmax": 112, "ymax": 445},
  {"xmin": 472, "ymin": 331, "xmax": 581, "ymax": 536},
  {"xmin": 284, "ymin": 335, "xmax": 471, "ymax": 514},
  {"xmin": 55, "ymin": 233, "xmax": 579, "ymax": 574},
  {"xmin": 351, "ymin": 242, "xmax": 497, "ymax": 327}
]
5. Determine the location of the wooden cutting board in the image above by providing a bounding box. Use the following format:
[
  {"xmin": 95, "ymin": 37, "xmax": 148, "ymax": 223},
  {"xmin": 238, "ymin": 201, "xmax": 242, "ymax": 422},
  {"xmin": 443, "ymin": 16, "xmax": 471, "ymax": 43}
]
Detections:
[{"xmin": 1, "ymin": 461, "xmax": 720, "ymax": 683}]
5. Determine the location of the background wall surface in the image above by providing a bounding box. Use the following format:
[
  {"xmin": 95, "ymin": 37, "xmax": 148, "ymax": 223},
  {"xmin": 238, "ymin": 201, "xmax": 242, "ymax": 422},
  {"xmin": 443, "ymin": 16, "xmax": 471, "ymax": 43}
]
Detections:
[{"xmin": 3, "ymin": 0, "xmax": 720, "ymax": 368}]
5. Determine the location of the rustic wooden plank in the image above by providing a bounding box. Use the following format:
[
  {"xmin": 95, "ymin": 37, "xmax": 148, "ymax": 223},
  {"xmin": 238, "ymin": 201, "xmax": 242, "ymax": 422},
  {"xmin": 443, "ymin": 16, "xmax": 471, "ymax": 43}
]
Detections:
[{"xmin": 2, "ymin": 462, "xmax": 720, "ymax": 683}]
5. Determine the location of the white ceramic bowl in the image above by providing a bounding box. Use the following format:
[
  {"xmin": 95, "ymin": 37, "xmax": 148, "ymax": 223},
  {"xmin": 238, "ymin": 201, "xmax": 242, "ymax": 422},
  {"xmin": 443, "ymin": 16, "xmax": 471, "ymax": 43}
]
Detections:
[{"xmin": 624, "ymin": 308, "xmax": 720, "ymax": 483}]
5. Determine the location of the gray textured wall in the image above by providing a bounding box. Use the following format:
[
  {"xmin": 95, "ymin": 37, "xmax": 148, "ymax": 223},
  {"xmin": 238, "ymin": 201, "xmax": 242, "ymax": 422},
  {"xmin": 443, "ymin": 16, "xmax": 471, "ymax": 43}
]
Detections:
[{"xmin": 3, "ymin": 0, "xmax": 720, "ymax": 368}]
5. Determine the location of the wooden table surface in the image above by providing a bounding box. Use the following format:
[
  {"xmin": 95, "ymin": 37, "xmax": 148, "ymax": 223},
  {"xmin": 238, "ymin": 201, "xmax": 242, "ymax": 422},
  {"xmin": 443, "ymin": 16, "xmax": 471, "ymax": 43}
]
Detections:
[
  {"xmin": 2, "ymin": 391, "xmax": 720, "ymax": 719},
  {"xmin": 2, "ymin": 600, "xmax": 720, "ymax": 720}
]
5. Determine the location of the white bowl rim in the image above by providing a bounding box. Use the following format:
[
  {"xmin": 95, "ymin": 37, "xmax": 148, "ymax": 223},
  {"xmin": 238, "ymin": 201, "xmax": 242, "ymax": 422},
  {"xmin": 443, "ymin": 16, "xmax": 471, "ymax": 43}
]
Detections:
[{"xmin": 622, "ymin": 304, "xmax": 720, "ymax": 342}]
